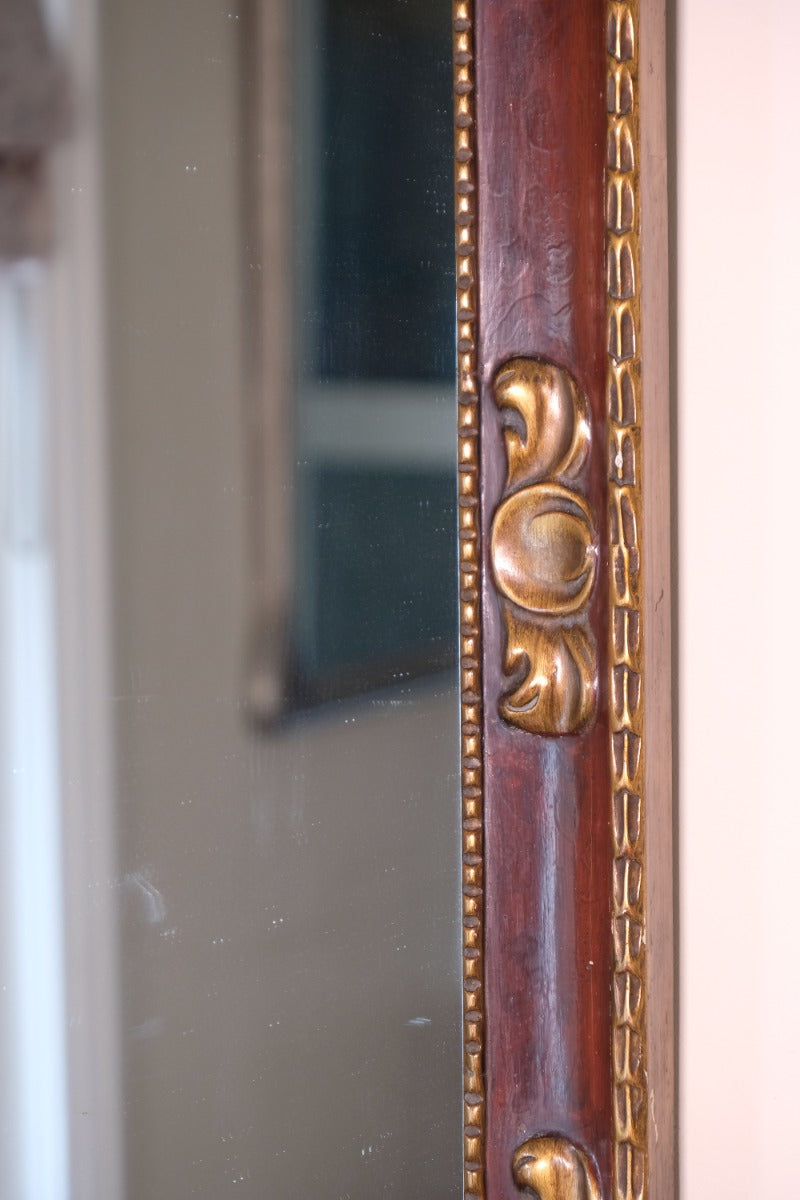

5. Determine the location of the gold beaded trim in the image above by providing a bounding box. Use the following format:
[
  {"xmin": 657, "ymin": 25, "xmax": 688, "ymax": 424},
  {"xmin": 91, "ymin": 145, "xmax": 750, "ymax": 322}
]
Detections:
[{"xmin": 453, "ymin": 3, "xmax": 484, "ymax": 1199}]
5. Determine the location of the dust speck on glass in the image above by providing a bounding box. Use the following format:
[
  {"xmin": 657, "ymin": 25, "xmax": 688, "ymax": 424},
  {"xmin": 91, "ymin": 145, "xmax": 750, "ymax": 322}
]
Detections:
[{"xmin": 292, "ymin": 0, "xmax": 456, "ymax": 707}]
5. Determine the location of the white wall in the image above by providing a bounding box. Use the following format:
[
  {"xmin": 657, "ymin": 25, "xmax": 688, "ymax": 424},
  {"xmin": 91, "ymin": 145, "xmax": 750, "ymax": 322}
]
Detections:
[{"xmin": 678, "ymin": 1, "xmax": 800, "ymax": 1194}]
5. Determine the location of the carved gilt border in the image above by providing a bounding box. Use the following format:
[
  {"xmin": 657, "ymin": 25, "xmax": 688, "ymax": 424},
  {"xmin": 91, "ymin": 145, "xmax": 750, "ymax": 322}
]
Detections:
[
  {"xmin": 607, "ymin": 3, "xmax": 648, "ymax": 1199},
  {"xmin": 453, "ymin": 4, "xmax": 485, "ymax": 1199},
  {"xmin": 456, "ymin": 2, "xmax": 653, "ymax": 1198}
]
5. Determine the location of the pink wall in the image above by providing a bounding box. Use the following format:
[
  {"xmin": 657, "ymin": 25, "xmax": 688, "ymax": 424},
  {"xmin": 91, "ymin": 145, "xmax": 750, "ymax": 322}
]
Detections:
[{"xmin": 678, "ymin": 1, "xmax": 800, "ymax": 1193}]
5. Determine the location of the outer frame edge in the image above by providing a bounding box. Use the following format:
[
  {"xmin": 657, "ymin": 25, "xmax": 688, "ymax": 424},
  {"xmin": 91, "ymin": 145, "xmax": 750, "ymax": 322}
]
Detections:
[
  {"xmin": 609, "ymin": 0, "xmax": 675, "ymax": 1197},
  {"xmin": 639, "ymin": 0, "xmax": 676, "ymax": 1196}
]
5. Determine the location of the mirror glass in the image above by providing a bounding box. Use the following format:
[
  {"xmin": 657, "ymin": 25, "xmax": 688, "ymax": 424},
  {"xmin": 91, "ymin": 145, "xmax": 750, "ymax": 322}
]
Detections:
[{"xmin": 0, "ymin": 1, "xmax": 462, "ymax": 1197}]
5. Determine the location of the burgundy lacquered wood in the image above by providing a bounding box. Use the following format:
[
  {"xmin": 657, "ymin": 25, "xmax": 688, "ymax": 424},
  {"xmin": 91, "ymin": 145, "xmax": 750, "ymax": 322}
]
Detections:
[{"xmin": 475, "ymin": 3, "xmax": 613, "ymax": 1197}]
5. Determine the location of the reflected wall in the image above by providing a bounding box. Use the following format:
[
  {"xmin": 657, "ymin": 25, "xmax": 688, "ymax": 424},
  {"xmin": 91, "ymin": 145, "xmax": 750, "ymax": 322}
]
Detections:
[{"xmin": 100, "ymin": 1, "xmax": 461, "ymax": 1197}]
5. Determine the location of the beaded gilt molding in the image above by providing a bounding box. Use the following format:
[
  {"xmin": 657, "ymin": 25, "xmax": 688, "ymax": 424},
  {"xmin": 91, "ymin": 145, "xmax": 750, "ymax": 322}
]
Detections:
[
  {"xmin": 456, "ymin": 2, "xmax": 649, "ymax": 1197},
  {"xmin": 453, "ymin": 5, "xmax": 485, "ymax": 1200},
  {"xmin": 607, "ymin": 3, "xmax": 648, "ymax": 1199}
]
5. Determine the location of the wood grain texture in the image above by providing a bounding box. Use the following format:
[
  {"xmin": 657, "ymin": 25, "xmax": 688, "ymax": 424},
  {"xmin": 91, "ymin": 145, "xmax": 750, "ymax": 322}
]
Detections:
[
  {"xmin": 465, "ymin": 3, "xmax": 673, "ymax": 1196},
  {"xmin": 475, "ymin": 3, "xmax": 613, "ymax": 1198}
]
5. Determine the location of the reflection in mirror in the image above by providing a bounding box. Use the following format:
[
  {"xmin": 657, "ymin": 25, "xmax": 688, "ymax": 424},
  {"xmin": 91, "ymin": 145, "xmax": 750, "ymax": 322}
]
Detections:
[
  {"xmin": 0, "ymin": 1, "xmax": 462, "ymax": 1197},
  {"xmin": 247, "ymin": 0, "xmax": 457, "ymax": 715}
]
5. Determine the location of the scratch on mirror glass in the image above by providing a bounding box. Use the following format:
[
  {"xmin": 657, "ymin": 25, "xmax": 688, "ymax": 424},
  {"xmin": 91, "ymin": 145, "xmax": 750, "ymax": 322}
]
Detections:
[
  {"xmin": 129, "ymin": 1017, "xmax": 165, "ymax": 1041},
  {"xmin": 123, "ymin": 869, "xmax": 166, "ymax": 923}
]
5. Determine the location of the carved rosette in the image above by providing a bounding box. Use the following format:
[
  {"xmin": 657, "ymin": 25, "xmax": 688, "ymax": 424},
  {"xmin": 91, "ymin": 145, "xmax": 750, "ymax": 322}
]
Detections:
[
  {"xmin": 607, "ymin": 3, "xmax": 648, "ymax": 1199},
  {"xmin": 490, "ymin": 358, "xmax": 598, "ymax": 736}
]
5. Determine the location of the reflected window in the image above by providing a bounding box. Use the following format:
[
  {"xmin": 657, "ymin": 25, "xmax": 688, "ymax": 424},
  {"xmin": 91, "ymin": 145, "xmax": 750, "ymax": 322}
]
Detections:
[{"xmin": 291, "ymin": 0, "xmax": 456, "ymax": 708}]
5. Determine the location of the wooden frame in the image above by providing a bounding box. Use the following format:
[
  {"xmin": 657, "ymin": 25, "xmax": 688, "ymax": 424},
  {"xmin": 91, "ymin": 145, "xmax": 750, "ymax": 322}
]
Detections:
[{"xmin": 455, "ymin": 3, "xmax": 674, "ymax": 1198}]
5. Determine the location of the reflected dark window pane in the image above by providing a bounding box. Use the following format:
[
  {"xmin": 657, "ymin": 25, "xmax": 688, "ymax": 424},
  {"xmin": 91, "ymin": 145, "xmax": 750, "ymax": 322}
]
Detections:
[
  {"xmin": 295, "ymin": 465, "xmax": 457, "ymax": 700},
  {"xmin": 292, "ymin": 0, "xmax": 456, "ymax": 708},
  {"xmin": 316, "ymin": 1, "xmax": 455, "ymax": 381}
]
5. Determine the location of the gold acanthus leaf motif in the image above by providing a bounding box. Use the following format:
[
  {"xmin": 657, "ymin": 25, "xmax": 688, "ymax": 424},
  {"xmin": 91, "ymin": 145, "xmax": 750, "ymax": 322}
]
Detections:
[
  {"xmin": 500, "ymin": 611, "xmax": 597, "ymax": 736},
  {"xmin": 491, "ymin": 357, "xmax": 598, "ymax": 735},
  {"xmin": 513, "ymin": 1135, "xmax": 602, "ymax": 1200},
  {"xmin": 495, "ymin": 357, "xmax": 591, "ymax": 490}
]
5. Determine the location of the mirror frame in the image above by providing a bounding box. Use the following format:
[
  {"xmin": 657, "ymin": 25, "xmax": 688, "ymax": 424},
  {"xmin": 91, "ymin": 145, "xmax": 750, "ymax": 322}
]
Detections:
[
  {"xmin": 454, "ymin": 3, "xmax": 674, "ymax": 1198},
  {"xmin": 20, "ymin": 0, "xmax": 674, "ymax": 1192}
]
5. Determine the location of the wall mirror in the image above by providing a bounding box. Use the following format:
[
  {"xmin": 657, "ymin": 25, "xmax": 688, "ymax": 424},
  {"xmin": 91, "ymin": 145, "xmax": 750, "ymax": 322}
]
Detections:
[
  {"xmin": 2, "ymin": 1, "xmax": 463, "ymax": 1197},
  {"xmin": 0, "ymin": 2, "xmax": 674, "ymax": 1199}
]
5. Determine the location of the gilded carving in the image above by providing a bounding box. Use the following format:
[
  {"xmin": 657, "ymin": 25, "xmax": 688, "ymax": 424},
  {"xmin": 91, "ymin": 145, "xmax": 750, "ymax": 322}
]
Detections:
[
  {"xmin": 455, "ymin": 2, "xmax": 651, "ymax": 1195},
  {"xmin": 607, "ymin": 2, "xmax": 647, "ymax": 1198},
  {"xmin": 492, "ymin": 485, "xmax": 596, "ymax": 616},
  {"xmin": 513, "ymin": 1135, "xmax": 602, "ymax": 1200},
  {"xmin": 494, "ymin": 357, "xmax": 591, "ymax": 489},
  {"xmin": 453, "ymin": 4, "xmax": 485, "ymax": 1199},
  {"xmin": 490, "ymin": 357, "xmax": 598, "ymax": 735},
  {"xmin": 500, "ymin": 613, "xmax": 596, "ymax": 735}
]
